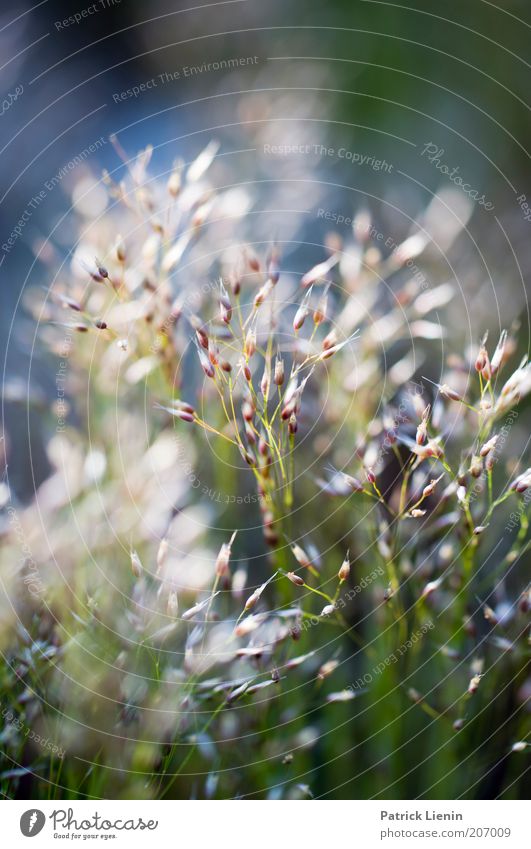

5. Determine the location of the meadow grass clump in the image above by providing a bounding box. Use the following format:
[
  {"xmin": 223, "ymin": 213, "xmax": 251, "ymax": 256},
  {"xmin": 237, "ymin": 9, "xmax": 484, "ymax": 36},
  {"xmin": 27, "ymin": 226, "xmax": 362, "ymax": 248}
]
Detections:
[{"xmin": 0, "ymin": 139, "xmax": 529, "ymax": 800}]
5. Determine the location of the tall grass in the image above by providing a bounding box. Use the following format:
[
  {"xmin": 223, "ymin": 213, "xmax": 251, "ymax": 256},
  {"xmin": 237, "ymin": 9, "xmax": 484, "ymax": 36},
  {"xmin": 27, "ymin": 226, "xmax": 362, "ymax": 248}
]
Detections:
[{"xmin": 1, "ymin": 140, "xmax": 529, "ymax": 799}]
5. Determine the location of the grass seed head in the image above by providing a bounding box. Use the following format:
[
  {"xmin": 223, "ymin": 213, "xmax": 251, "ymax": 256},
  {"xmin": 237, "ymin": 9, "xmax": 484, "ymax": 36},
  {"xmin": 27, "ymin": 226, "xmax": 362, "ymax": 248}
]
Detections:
[
  {"xmin": 338, "ymin": 553, "xmax": 350, "ymax": 581},
  {"xmin": 274, "ymin": 355, "xmax": 285, "ymax": 386},
  {"xmin": 480, "ymin": 435, "xmax": 499, "ymax": 457},
  {"xmin": 167, "ymin": 591, "xmax": 179, "ymax": 617},
  {"xmin": 322, "ymin": 328, "xmax": 338, "ymax": 351},
  {"xmin": 490, "ymin": 329, "xmax": 508, "ymax": 375},
  {"xmin": 438, "ymin": 383, "xmax": 462, "ymax": 402},
  {"xmin": 215, "ymin": 531, "xmax": 237, "ymax": 578},
  {"xmin": 468, "ymin": 674, "xmax": 482, "ymax": 695},
  {"xmin": 287, "ymin": 571, "xmax": 304, "ymax": 586},
  {"xmin": 313, "ymin": 288, "xmax": 329, "ymax": 326},
  {"xmin": 475, "ymin": 334, "xmax": 489, "ymax": 373},
  {"xmin": 318, "ymin": 659, "xmax": 340, "ymax": 680},
  {"xmin": 157, "ymin": 538, "xmax": 169, "ymax": 571},
  {"xmin": 291, "ymin": 543, "xmax": 312, "ymax": 570}
]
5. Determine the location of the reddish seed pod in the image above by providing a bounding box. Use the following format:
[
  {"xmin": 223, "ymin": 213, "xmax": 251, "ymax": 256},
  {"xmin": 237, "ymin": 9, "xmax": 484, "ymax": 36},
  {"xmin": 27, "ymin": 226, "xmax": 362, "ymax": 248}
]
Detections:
[
  {"xmin": 261, "ymin": 364, "xmax": 270, "ymax": 398},
  {"xmin": 240, "ymin": 446, "xmax": 255, "ymax": 466},
  {"xmin": 196, "ymin": 328, "xmax": 209, "ymax": 350},
  {"xmin": 157, "ymin": 538, "xmax": 169, "ymax": 571},
  {"xmin": 313, "ymin": 290, "xmax": 328, "ymax": 325},
  {"xmin": 94, "ymin": 319, "xmax": 107, "ymax": 330},
  {"xmin": 220, "ymin": 359, "xmax": 232, "ymax": 373},
  {"xmin": 462, "ymin": 617, "xmax": 476, "ymax": 637},
  {"xmin": 115, "ymin": 235, "xmax": 126, "ymax": 263},
  {"xmin": 215, "ymin": 531, "xmax": 236, "ymax": 578},
  {"xmin": 258, "ymin": 436, "xmax": 269, "ymax": 457},
  {"xmin": 190, "ymin": 315, "xmax": 209, "ymax": 348},
  {"xmin": 197, "ymin": 348, "xmax": 215, "ymax": 378},
  {"xmin": 439, "ymin": 383, "xmax": 462, "ymax": 402},
  {"xmin": 481, "ymin": 355, "xmax": 492, "ymax": 381},
  {"xmin": 475, "ymin": 342, "xmax": 488, "ymax": 373},
  {"xmin": 416, "ymin": 420, "xmax": 428, "ymax": 445},
  {"xmin": 291, "ymin": 543, "xmax": 312, "ymax": 570},
  {"xmin": 366, "ymin": 468, "xmax": 376, "ymax": 484},
  {"xmin": 167, "ymin": 591, "xmax": 178, "ymax": 617},
  {"xmin": 293, "ymin": 302, "xmax": 309, "ymax": 332},
  {"xmin": 219, "ymin": 283, "xmax": 232, "ymax": 324},
  {"xmin": 281, "ymin": 401, "xmax": 296, "ymax": 421},
  {"xmin": 244, "ymin": 328, "xmax": 256, "ymax": 358},
  {"xmin": 274, "ymin": 356, "xmax": 285, "ymax": 386},
  {"xmin": 287, "ymin": 572, "xmax": 304, "ymax": 586},
  {"xmin": 515, "ymin": 477, "xmax": 530, "ymax": 493},
  {"xmin": 208, "ymin": 345, "xmax": 220, "ymax": 366},
  {"xmin": 483, "ymin": 604, "xmax": 498, "ymax": 624},
  {"xmin": 422, "ymin": 475, "xmax": 442, "ymax": 498},
  {"xmin": 268, "ymin": 263, "xmax": 280, "ymax": 284},
  {"xmin": 170, "ymin": 298, "xmax": 183, "ymax": 323},
  {"xmin": 288, "ymin": 414, "xmax": 298, "ymax": 435}
]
